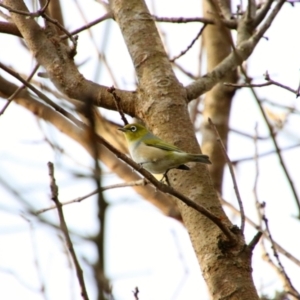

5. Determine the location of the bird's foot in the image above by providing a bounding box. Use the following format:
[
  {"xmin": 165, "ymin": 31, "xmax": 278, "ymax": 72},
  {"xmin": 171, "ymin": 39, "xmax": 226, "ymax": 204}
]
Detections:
[{"xmin": 161, "ymin": 170, "xmax": 171, "ymax": 186}]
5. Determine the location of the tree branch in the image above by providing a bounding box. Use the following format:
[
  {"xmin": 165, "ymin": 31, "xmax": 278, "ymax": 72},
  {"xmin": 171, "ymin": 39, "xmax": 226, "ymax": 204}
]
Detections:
[
  {"xmin": 0, "ymin": 21, "xmax": 21, "ymax": 37},
  {"xmin": 0, "ymin": 75, "xmax": 180, "ymax": 219},
  {"xmin": 2, "ymin": 0, "xmax": 137, "ymax": 115},
  {"xmin": 48, "ymin": 162, "xmax": 89, "ymax": 300},
  {"xmin": 185, "ymin": 0, "xmax": 287, "ymax": 101},
  {"xmin": 209, "ymin": 119, "xmax": 245, "ymax": 233}
]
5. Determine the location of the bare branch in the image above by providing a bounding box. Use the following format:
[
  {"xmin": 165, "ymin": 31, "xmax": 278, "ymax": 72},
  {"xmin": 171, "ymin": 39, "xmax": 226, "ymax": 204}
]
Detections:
[
  {"xmin": 154, "ymin": 13, "xmax": 239, "ymax": 30},
  {"xmin": 209, "ymin": 118, "xmax": 245, "ymax": 233},
  {"xmin": 0, "ymin": 63, "xmax": 39, "ymax": 115},
  {"xmin": 221, "ymin": 197, "xmax": 300, "ymax": 267},
  {"xmin": 170, "ymin": 24, "xmax": 207, "ymax": 62},
  {"xmin": 224, "ymin": 74, "xmax": 298, "ymax": 95},
  {"xmin": 21, "ymin": 215, "xmax": 48, "ymax": 299},
  {"xmin": 107, "ymin": 86, "xmax": 129, "ymax": 125},
  {"xmin": 36, "ymin": 180, "xmax": 148, "ymax": 214},
  {"xmin": 132, "ymin": 287, "xmax": 139, "ymax": 300},
  {"xmin": 248, "ymin": 231, "xmax": 263, "ymax": 251},
  {"xmin": 247, "ymin": 79, "xmax": 300, "ymax": 216},
  {"xmin": 0, "ymin": 21, "xmax": 21, "ymax": 37},
  {"xmin": 3, "ymin": 0, "xmax": 136, "ymax": 115},
  {"xmin": 253, "ymin": 0, "xmax": 275, "ymax": 27},
  {"xmin": 0, "ymin": 62, "xmax": 83, "ymax": 127},
  {"xmin": 252, "ymin": 0, "xmax": 286, "ymax": 44},
  {"xmin": 232, "ymin": 144, "xmax": 300, "ymax": 164},
  {"xmin": 0, "ymin": 76, "xmax": 180, "ymax": 219},
  {"xmin": 42, "ymin": 13, "xmax": 77, "ymax": 53},
  {"xmin": 47, "ymin": 162, "xmax": 89, "ymax": 300},
  {"xmin": 262, "ymin": 206, "xmax": 300, "ymax": 298},
  {"xmin": 186, "ymin": 0, "xmax": 287, "ymax": 101},
  {"xmin": 67, "ymin": 13, "xmax": 112, "ymax": 37},
  {"xmin": 0, "ymin": 0, "xmax": 50, "ymax": 17}
]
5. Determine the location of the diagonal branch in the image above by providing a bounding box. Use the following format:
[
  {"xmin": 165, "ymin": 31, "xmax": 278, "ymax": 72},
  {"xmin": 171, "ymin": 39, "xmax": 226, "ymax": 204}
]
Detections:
[
  {"xmin": 170, "ymin": 24, "xmax": 207, "ymax": 62},
  {"xmin": 185, "ymin": 0, "xmax": 287, "ymax": 101},
  {"xmin": 2, "ymin": 0, "xmax": 136, "ymax": 115},
  {"xmin": 0, "ymin": 75, "xmax": 179, "ymax": 219},
  {"xmin": 250, "ymin": 86, "xmax": 300, "ymax": 216},
  {"xmin": 0, "ymin": 63, "xmax": 39, "ymax": 115},
  {"xmin": 154, "ymin": 15, "xmax": 237, "ymax": 29},
  {"xmin": 209, "ymin": 119, "xmax": 245, "ymax": 233},
  {"xmin": 0, "ymin": 69, "xmax": 236, "ymax": 242},
  {"xmin": 48, "ymin": 162, "xmax": 89, "ymax": 300}
]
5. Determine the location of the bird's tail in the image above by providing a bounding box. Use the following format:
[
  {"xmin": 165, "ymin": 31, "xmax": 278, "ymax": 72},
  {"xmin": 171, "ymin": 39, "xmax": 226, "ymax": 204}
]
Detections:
[{"xmin": 187, "ymin": 154, "xmax": 212, "ymax": 165}]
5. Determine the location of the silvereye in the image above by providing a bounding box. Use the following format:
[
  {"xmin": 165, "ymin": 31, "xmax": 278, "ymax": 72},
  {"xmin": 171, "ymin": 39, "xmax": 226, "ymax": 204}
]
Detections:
[{"xmin": 118, "ymin": 123, "xmax": 211, "ymax": 174}]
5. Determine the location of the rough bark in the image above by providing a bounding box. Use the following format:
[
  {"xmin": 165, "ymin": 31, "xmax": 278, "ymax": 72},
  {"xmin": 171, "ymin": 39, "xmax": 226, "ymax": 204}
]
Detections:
[
  {"xmin": 2, "ymin": 0, "xmax": 137, "ymax": 114},
  {"xmin": 109, "ymin": 0, "xmax": 258, "ymax": 299},
  {"xmin": 2, "ymin": 0, "xmax": 287, "ymax": 298}
]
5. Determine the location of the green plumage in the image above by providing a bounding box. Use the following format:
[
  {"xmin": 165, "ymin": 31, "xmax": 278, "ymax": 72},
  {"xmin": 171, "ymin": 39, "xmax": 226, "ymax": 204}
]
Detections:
[{"xmin": 119, "ymin": 123, "xmax": 211, "ymax": 174}]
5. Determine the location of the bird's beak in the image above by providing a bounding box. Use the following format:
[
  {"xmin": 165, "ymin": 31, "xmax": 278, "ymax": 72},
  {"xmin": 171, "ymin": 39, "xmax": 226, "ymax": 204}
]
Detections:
[{"xmin": 118, "ymin": 127, "xmax": 126, "ymax": 132}]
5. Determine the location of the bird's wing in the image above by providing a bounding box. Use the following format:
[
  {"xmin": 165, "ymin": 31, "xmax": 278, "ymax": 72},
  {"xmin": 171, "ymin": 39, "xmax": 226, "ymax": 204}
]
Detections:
[{"xmin": 144, "ymin": 139, "xmax": 183, "ymax": 152}]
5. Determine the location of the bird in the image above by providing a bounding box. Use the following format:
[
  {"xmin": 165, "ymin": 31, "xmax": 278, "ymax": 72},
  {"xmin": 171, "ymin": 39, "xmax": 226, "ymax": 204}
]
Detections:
[{"xmin": 118, "ymin": 123, "xmax": 211, "ymax": 175}]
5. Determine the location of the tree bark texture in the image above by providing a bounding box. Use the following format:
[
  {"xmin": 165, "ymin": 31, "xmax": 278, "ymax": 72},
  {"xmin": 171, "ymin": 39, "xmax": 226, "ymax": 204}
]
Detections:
[{"xmin": 3, "ymin": 0, "xmax": 282, "ymax": 298}]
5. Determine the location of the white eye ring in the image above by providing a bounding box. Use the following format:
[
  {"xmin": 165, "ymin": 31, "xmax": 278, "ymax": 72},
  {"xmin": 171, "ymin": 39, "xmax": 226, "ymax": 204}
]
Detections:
[{"xmin": 130, "ymin": 126, "xmax": 137, "ymax": 132}]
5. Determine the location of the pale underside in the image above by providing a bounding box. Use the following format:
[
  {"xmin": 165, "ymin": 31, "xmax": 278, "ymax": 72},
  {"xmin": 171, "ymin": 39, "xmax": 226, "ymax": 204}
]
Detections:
[{"xmin": 129, "ymin": 141, "xmax": 190, "ymax": 174}]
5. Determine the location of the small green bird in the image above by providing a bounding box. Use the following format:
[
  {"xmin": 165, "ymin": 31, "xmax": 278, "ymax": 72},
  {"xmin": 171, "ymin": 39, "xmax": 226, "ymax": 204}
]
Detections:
[{"xmin": 118, "ymin": 123, "xmax": 211, "ymax": 174}]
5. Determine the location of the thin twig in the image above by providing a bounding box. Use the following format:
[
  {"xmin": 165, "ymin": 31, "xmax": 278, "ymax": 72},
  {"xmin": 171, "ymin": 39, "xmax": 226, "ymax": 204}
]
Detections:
[
  {"xmin": 42, "ymin": 13, "xmax": 77, "ymax": 54},
  {"xmin": 232, "ymin": 143, "xmax": 300, "ymax": 164},
  {"xmin": 230, "ymin": 127, "xmax": 269, "ymax": 140},
  {"xmin": 232, "ymin": 49, "xmax": 300, "ymax": 217},
  {"xmin": 224, "ymin": 81, "xmax": 272, "ymax": 88},
  {"xmin": 248, "ymin": 231, "xmax": 263, "ymax": 251},
  {"xmin": 221, "ymin": 197, "xmax": 300, "ymax": 267},
  {"xmin": 132, "ymin": 287, "xmax": 139, "ymax": 300},
  {"xmin": 247, "ymin": 124, "xmax": 263, "ymax": 252},
  {"xmin": 84, "ymin": 97, "xmax": 112, "ymax": 298},
  {"xmin": 209, "ymin": 118, "xmax": 245, "ymax": 233},
  {"xmin": 253, "ymin": 139, "xmax": 299, "ymax": 300},
  {"xmin": 153, "ymin": 15, "xmax": 237, "ymax": 29},
  {"xmin": 246, "ymin": 77, "xmax": 300, "ymax": 217},
  {"xmin": 173, "ymin": 62, "xmax": 198, "ymax": 80},
  {"xmin": 107, "ymin": 86, "xmax": 128, "ymax": 125},
  {"xmin": 154, "ymin": 16, "xmax": 215, "ymax": 24},
  {"xmin": 0, "ymin": 63, "xmax": 39, "ymax": 115},
  {"xmin": 261, "ymin": 98, "xmax": 300, "ymax": 115},
  {"xmin": 0, "ymin": 0, "xmax": 50, "ymax": 17},
  {"xmin": 262, "ymin": 206, "xmax": 300, "ymax": 298},
  {"xmin": 170, "ymin": 24, "xmax": 207, "ymax": 62},
  {"xmin": 252, "ymin": 122, "xmax": 265, "ymax": 255},
  {"xmin": 21, "ymin": 215, "xmax": 48, "ymax": 300},
  {"xmin": 0, "ymin": 62, "xmax": 83, "ymax": 128},
  {"xmin": 47, "ymin": 162, "xmax": 89, "ymax": 300},
  {"xmin": 36, "ymin": 180, "xmax": 147, "ymax": 214},
  {"xmin": 225, "ymin": 76, "xmax": 298, "ymax": 95},
  {"xmin": 264, "ymin": 71, "xmax": 298, "ymax": 95},
  {"xmin": 66, "ymin": 13, "xmax": 112, "ymax": 37},
  {"xmin": 297, "ymin": 72, "xmax": 300, "ymax": 98},
  {"xmin": 0, "ymin": 1, "xmax": 77, "ymax": 53}
]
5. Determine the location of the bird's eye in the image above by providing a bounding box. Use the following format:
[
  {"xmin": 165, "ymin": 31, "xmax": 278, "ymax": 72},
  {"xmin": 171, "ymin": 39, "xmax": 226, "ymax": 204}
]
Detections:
[{"xmin": 130, "ymin": 126, "xmax": 137, "ymax": 132}]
